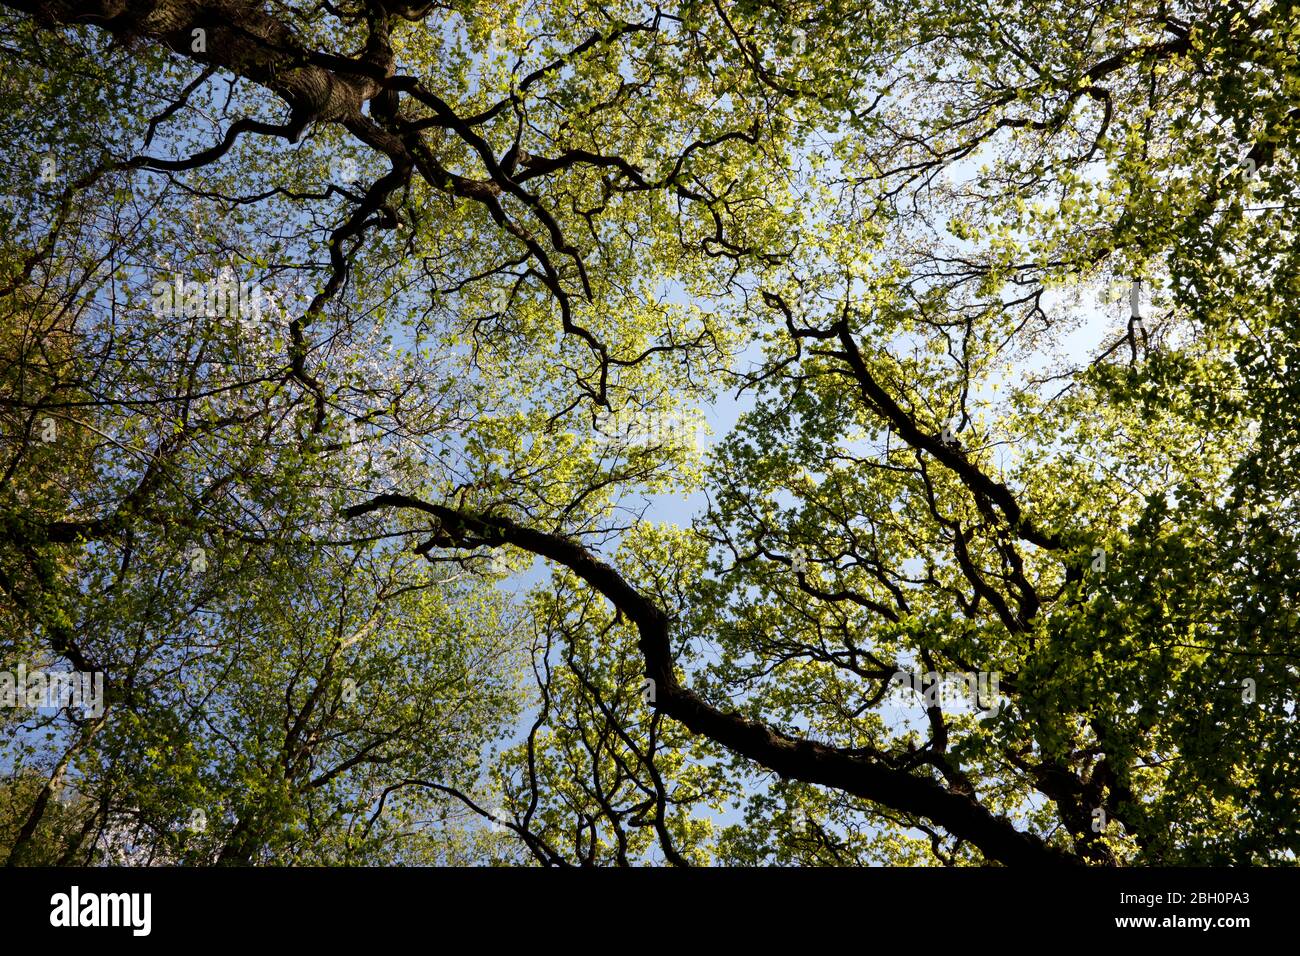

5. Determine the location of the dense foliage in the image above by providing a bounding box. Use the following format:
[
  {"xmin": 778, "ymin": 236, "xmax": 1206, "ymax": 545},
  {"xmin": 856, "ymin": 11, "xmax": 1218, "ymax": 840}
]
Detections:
[{"xmin": 0, "ymin": 0, "xmax": 1296, "ymax": 865}]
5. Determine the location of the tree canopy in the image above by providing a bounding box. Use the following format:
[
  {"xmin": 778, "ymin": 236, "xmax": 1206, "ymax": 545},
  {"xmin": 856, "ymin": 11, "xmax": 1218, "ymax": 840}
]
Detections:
[{"xmin": 0, "ymin": 0, "xmax": 1297, "ymax": 866}]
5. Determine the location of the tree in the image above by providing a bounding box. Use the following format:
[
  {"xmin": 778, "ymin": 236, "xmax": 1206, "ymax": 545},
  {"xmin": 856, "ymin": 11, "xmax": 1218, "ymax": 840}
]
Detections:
[{"xmin": 0, "ymin": 0, "xmax": 1296, "ymax": 866}]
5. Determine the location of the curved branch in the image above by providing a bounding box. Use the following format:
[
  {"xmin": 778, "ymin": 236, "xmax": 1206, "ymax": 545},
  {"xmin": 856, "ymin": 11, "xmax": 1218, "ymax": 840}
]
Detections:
[{"xmin": 343, "ymin": 492, "xmax": 1080, "ymax": 866}]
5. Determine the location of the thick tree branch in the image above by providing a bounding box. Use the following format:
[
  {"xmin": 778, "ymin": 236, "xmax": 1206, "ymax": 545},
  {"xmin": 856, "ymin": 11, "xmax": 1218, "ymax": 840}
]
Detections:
[{"xmin": 343, "ymin": 492, "xmax": 1080, "ymax": 866}]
